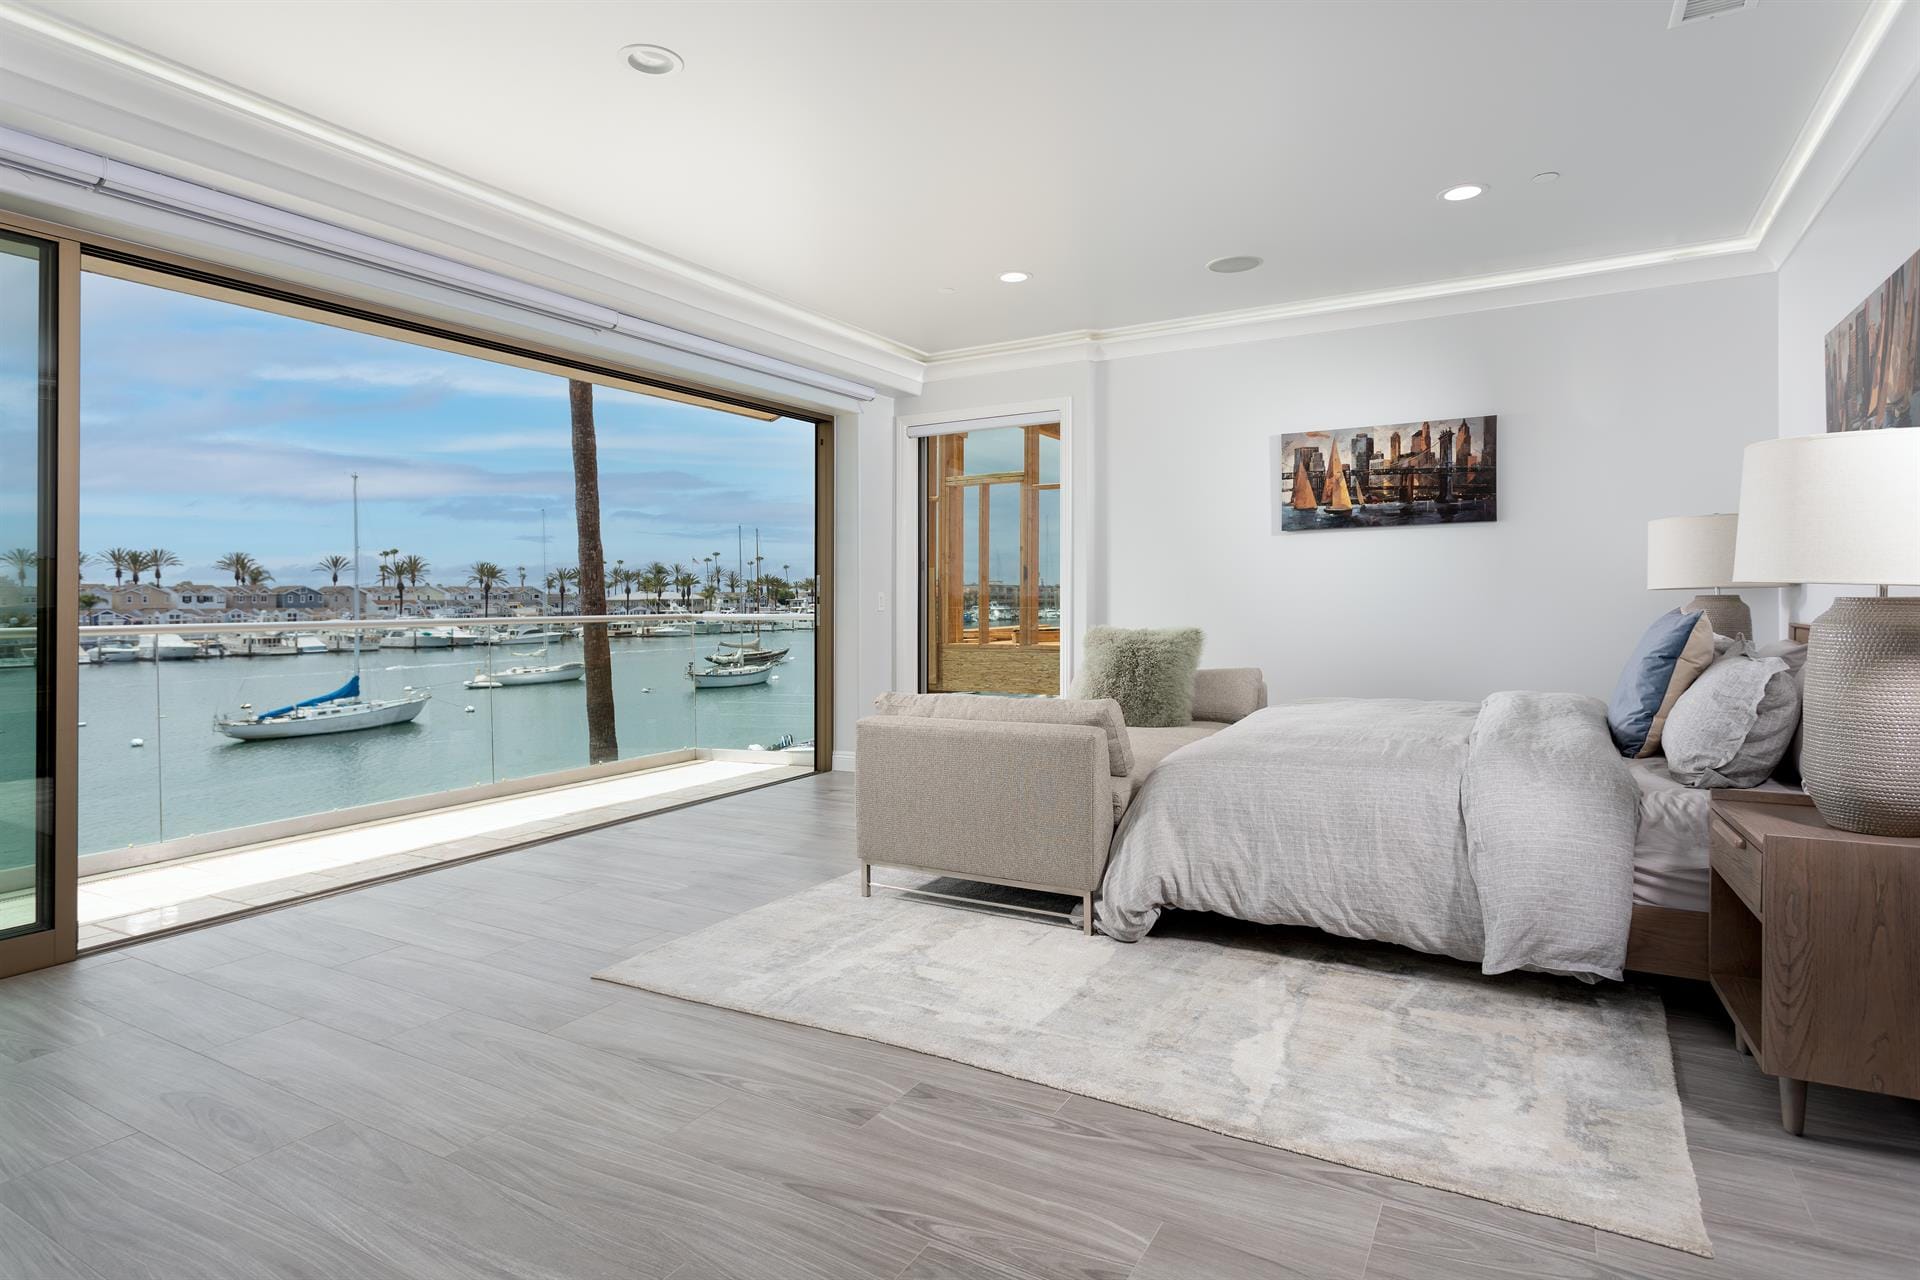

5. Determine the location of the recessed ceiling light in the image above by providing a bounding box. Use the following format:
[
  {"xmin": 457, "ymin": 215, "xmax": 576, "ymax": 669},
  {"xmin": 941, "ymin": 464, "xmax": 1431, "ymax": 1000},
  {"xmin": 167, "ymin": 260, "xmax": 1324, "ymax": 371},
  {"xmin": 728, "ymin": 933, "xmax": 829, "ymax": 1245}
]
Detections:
[
  {"xmin": 620, "ymin": 44, "xmax": 683, "ymax": 75},
  {"xmin": 1206, "ymin": 255, "xmax": 1263, "ymax": 274},
  {"xmin": 1439, "ymin": 183, "xmax": 1486, "ymax": 202},
  {"xmin": 1532, "ymin": 171, "xmax": 1561, "ymax": 184},
  {"xmin": 998, "ymin": 271, "xmax": 1030, "ymax": 284}
]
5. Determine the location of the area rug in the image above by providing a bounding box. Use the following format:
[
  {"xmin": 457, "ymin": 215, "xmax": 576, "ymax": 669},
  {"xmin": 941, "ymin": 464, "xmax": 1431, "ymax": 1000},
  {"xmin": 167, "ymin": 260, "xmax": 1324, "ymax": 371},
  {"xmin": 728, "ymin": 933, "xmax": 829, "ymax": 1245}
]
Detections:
[{"xmin": 594, "ymin": 875, "xmax": 1711, "ymax": 1255}]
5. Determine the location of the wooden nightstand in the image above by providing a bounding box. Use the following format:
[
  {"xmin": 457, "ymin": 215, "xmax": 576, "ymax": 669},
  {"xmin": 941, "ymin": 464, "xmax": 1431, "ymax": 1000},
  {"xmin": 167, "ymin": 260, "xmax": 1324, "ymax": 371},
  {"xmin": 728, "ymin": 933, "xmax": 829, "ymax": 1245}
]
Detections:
[{"xmin": 1708, "ymin": 795, "xmax": 1920, "ymax": 1134}]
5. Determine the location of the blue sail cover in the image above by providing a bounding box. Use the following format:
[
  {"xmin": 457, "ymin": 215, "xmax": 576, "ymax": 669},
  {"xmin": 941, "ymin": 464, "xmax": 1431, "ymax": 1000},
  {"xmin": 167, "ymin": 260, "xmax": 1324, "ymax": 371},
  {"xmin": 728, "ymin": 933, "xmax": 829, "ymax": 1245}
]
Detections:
[{"xmin": 256, "ymin": 675, "xmax": 359, "ymax": 721}]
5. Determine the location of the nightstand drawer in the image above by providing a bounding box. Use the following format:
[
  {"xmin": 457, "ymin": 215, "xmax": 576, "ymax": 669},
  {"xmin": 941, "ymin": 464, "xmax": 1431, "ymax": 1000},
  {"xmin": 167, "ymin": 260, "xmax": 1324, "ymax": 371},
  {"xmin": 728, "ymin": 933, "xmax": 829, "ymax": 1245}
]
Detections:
[{"xmin": 1709, "ymin": 813, "xmax": 1762, "ymax": 917}]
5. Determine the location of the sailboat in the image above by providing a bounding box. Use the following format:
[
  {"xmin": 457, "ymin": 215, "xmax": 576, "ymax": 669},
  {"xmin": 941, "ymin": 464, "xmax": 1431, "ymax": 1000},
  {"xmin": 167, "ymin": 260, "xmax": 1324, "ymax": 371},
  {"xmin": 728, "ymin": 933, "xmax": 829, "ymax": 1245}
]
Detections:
[
  {"xmin": 467, "ymin": 510, "xmax": 583, "ymax": 688},
  {"xmin": 214, "ymin": 476, "xmax": 430, "ymax": 741},
  {"xmin": 686, "ymin": 659, "xmax": 773, "ymax": 689},
  {"xmin": 709, "ymin": 617, "xmax": 789, "ymax": 666},
  {"xmin": 1320, "ymin": 441, "xmax": 1355, "ymax": 522}
]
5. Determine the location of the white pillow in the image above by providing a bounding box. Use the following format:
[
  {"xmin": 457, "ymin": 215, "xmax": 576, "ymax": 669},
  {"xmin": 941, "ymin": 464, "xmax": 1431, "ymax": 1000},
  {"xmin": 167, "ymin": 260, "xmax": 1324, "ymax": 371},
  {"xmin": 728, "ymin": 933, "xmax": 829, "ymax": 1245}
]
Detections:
[{"xmin": 1661, "ymin": 651, "xmax": 1800, "ymax": 788}]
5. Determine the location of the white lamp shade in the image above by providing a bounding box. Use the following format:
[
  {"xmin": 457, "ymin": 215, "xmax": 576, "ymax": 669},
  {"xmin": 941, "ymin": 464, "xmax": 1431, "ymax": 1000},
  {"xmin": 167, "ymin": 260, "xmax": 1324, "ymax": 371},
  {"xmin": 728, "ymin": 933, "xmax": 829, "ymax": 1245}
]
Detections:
[
  {"xmin": 1733, "ymin": 432, "xmax": 1920, "ymax": 586},
  {"xmin": 1647, "ymin": 514, "xmax": 1741, "ymax": 589}
]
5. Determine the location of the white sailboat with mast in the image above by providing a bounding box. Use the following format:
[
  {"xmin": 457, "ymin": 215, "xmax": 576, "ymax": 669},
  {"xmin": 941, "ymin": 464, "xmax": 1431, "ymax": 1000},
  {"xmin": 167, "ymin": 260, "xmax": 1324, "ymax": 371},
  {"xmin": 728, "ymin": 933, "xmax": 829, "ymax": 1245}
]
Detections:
[
  {"xmin": 214, "ymin": 476, "xmax": 430, "ymax": 740},
  {"xmin": 466, "ymin": 509, "xmax": 583, "ymax": 688}
]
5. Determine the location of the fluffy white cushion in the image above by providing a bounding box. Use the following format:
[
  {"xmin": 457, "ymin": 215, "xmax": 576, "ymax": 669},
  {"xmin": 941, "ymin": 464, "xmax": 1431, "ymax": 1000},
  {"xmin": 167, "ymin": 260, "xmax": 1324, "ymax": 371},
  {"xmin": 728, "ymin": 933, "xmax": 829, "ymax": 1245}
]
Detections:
[
  {"xmin": 1071, "ymin": 626, "xmax": 1205, "ymax": 728},
  {"xmin": 1661, "ymin": 649, "xmax": 1801, "ymax": 788}
]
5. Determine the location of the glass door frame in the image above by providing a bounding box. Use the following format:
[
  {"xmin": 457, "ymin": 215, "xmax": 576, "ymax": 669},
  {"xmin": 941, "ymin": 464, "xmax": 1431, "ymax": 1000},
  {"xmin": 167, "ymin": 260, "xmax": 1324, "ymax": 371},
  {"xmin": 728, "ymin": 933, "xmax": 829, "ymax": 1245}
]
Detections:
[
  {"xmin": 917, "ymin": 418, "xmax": 1065, "ymax": 695},
  {"xmin": 0, "ymin": 210, "xmax": 80, "ymax": 979},
  {"xmin": 0, "ymin": 203, "xmax": 841, "ymax": 972}
]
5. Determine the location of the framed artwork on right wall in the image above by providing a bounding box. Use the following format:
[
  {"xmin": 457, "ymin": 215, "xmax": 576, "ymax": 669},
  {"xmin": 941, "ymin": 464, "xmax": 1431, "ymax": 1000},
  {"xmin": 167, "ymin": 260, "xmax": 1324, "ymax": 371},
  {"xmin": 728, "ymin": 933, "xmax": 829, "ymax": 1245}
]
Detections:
[{"xmin": 1825, "ymin": 246, "xmax": 1918, "ymax": 432}]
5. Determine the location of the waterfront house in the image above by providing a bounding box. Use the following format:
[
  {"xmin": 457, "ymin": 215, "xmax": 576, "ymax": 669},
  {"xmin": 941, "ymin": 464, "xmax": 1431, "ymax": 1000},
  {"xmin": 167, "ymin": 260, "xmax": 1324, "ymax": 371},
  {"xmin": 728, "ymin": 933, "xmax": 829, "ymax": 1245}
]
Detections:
[
  {"xmin": 274, "ymin": 585, "xmax": 324, "ymax": 611},
  {"xmin": 108, "ymin": 584, "xmax": 172, "ymax": 614}
]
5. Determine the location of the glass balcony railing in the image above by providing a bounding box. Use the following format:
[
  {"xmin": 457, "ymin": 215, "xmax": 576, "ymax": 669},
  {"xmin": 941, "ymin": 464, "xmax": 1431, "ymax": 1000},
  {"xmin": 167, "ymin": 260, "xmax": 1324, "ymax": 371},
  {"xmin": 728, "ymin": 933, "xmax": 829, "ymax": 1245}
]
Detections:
[{"xmin": 79, "ymin": 612, "xmax": 816, "ymax": 866}]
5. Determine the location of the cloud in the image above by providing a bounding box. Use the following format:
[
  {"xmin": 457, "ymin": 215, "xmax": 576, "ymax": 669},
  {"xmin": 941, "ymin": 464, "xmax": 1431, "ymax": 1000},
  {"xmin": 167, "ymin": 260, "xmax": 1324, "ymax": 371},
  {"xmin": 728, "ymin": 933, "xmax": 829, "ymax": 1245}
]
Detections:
[{"xmin": 253, "ymin": 360, "xmax": 556, "ymax": 399}]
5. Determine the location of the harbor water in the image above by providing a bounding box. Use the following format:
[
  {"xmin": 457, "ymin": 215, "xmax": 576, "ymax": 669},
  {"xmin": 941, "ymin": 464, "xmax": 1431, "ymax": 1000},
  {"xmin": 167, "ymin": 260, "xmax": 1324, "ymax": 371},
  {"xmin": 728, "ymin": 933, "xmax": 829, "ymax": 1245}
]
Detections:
[{"xmin": 80, "ymin": 628, "xmax": 815, "ymax": 855}]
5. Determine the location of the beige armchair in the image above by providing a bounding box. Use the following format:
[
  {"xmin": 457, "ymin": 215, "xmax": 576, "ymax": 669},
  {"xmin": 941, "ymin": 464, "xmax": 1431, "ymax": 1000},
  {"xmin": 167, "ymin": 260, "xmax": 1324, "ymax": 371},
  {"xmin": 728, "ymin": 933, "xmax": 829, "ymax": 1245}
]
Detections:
[{"xmin": 854, "ymin": 670, "xmax": 1266, "ymax": 933}]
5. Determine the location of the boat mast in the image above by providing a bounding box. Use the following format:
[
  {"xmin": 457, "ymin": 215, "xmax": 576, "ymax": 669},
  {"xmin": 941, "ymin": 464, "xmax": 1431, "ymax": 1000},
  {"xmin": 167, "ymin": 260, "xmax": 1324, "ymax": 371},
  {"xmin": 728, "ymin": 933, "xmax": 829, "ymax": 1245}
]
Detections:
[{"xmin": 351, "ymin": 473, "xmax": 362, "ymax": 680}]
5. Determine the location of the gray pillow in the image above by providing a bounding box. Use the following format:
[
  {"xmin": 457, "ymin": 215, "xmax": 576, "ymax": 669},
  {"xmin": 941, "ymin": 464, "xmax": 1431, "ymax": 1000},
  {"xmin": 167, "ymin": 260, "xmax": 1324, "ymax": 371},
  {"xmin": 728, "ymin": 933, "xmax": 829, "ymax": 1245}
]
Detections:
[
  {"xmin": 871, "ymin": 690, "xmax": 1134, "ymax": 778},
  {"xmin": 1071, "ymin": 627, "xmax": 1205, "ymax": 727},
  {"xmin": 1754, "ymin": 640, "xmax": 1808, "ymax": 784},
  {"xmin": 1660, "ymin": 652, "xmax": 1800, "ymax": 788}
]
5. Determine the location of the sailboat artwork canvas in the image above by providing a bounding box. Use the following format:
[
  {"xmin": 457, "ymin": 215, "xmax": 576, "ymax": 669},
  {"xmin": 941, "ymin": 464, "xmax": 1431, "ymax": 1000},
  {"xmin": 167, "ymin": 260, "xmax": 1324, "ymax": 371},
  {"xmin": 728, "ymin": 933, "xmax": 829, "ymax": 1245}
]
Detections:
[
  {"xmin": 1825, "ymin": 246, "xmax": 1918, "ymax": 433},
  {"xmin": 1275, "ymin": 417, "xmax": 1496, "ymax": 533}
]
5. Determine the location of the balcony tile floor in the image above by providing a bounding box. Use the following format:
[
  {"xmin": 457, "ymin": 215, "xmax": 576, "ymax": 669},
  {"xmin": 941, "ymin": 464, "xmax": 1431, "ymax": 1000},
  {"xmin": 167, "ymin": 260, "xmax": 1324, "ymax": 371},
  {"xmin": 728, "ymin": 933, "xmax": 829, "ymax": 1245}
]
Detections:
[{"xmin": 78, "ymin": 759, "xmax": 806, "ymax": 948}]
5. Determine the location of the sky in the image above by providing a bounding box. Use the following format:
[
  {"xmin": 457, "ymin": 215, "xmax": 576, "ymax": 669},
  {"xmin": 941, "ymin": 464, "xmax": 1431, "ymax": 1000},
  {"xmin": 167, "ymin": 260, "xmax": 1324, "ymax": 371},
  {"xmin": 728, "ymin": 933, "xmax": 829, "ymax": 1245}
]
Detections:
[{"xmin": 77, "ymin": 271, "xmax": 817, "ymax": 592}]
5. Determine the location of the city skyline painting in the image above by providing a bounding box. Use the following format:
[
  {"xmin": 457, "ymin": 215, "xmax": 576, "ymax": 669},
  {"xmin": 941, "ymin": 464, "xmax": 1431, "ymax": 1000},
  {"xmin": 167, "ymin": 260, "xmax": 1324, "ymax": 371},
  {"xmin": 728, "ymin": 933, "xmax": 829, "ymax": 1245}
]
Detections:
[
  {"xmin": 1826, "ymin": 246, "xmax": 1917, "ymax": 432},
  {"xmin": 1276, "ymin": 417, "xmax": 1497, "ymax": 533}
]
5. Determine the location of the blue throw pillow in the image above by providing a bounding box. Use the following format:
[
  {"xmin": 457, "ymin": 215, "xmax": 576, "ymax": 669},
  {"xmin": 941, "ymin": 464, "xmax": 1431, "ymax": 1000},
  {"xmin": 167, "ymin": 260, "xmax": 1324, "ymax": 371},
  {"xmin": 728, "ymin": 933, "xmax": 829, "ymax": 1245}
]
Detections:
[{"xmin": 1607, "ymin": 609, "xmax": 1714, "ymax": 758}]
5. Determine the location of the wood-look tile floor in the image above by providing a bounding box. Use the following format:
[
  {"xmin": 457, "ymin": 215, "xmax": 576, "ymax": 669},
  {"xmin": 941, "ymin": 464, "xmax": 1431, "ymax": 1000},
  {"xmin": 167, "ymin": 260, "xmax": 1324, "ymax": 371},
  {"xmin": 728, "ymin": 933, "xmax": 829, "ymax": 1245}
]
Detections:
[{"xmin": 2, "ymin": 772, "xmax": 1916, "ymax": 1280}]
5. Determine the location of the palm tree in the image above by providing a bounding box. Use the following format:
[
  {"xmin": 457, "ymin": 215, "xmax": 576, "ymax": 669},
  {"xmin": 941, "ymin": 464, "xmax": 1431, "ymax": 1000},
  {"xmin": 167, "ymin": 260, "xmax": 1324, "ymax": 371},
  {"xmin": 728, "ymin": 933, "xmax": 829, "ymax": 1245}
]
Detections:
[
  {"xmin": 393, "ymin": 555, "xmax": 428, "ymax": 617},
  {"xmin": 516, "ymin": 565, "xmax": 527, "ymax": 590},
  {"xmin": 798, "ymin": 575, "xmax": 818, "ymax": 603},
  {"xmin": 467, "ymin": 561, "xmax": 506, "ymax": 617},
  {"xmin": 78, "ymin": 591, "xmax": 103, "ymax": 617},
  {"xmin": 316, "ymin": 554, "xmax": 351, "ymax": 585},
  {"xmin": 700, "ymin": 581, "xmax": 718, "ymax": 610},
  {"xmin": 723, "ymin": 569, "xmax": 741, "ymax": 606},
  {"xmin": 546, "ymin": 567, "xmax": 579, "ymax": 614},
  {"xmin": 101, "ymin": 547, "xmax": 133, "ymax": 587},
  {"xmin": 76, "ymin": 550, "xmax": 92, "ymax": 582},
  {"xmin": 642, "ymin": 561, "xmax": 669, "ymax": 612},
  {"xmin": 567, "ymin": 379, "xmax": 618, "ymax": 763},
  {"xmin": 610, "ymin": 566, "xmax": 637, "ymax": 614},
  {"xmin": 245, "ymin": 564, "xmax": 274, "ymax": 588},
  {"xmin": 3, "ymin": 548, "xmax": 35, "ymax": 587},
  {"xmin": 668, "ymin": 562, "xmax": 690, "ymax": 606},
  {"xmin": 144, "ymin": 548, "xmax": 181, "ymax": 585},
  {"xmin": 214, "ymin": 551, "xmax": 256, "ymax": 589}
]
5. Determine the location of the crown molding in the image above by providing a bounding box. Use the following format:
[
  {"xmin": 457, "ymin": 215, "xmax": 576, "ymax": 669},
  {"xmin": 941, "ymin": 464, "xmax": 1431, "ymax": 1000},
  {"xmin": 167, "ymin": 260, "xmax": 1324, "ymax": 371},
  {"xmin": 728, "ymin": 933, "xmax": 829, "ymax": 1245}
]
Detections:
[
  {"xmin": 2, "ymin": 0, "xmax": 1910, "ymax": 390},
  {"xmin": 0, "ymin": 1, "xmax": 930, "ymax": 395},
  {"xmin": 919, "ymin": 0, "xmax": 1913, "ymax": 381},
  {"xmin": 922, "ymin": 239, "xmax": 1780, "ymax": 379}
]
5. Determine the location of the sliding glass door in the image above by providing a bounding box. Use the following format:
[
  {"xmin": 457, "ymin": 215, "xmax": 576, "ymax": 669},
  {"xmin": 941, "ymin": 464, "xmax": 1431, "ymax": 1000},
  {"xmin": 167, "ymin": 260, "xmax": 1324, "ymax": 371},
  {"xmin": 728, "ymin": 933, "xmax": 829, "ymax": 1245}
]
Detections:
[
  {"xmin": 0, "ymin": 227, "xmax": 72, "ymax": 975},
  {"xmin": 922, "ymin": 423, "xmax": 1062, "ymax": 694}
]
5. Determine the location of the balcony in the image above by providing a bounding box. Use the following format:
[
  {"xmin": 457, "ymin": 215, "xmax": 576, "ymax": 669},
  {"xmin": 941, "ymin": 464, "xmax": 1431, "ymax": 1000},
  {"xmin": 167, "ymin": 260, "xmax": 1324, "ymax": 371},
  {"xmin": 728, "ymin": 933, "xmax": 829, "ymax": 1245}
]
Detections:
[{"xmin": 77, "ymin": 612, "xmax": 817, "ymax": 946}]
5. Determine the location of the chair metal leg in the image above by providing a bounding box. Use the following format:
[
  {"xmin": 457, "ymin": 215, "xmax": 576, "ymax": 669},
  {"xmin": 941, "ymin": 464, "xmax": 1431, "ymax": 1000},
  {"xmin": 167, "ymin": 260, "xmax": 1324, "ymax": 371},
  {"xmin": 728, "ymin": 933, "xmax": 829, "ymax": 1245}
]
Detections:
[
  {"xmin": 1082, "ymin": 892, "xmax": 1094, "ymax": 936},
  {"xmin": 860, "ymin": 863, "xmax": 870, "ymax": 898}
]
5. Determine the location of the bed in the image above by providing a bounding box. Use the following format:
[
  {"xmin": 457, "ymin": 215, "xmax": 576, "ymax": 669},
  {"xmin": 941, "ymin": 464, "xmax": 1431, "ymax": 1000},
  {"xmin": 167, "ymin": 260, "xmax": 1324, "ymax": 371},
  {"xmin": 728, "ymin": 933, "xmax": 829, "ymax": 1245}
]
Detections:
[{"xmin": 1093, "ymin": 692, "xmax": 1792, "ymax": 982}]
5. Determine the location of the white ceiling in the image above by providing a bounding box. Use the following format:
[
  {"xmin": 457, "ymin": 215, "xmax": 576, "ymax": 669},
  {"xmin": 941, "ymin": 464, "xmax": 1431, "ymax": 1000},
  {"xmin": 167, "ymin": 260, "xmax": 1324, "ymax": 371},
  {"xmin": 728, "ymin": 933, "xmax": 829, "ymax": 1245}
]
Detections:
[{"xmin": 28, "ymin": 0, "xmax": 1879, "ymax": 354}]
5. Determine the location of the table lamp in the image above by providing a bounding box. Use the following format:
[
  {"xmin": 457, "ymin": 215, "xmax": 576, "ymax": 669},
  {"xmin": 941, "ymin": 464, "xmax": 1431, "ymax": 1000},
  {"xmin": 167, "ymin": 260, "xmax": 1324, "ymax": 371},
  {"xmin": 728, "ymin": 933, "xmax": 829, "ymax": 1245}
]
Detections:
[
  {"xmin": 1733, "ymin": 431, "xmax": 1920, "ymax": 836},
  {"xmin": 1646, "ymin": 513, "xmax": 1769, "ymax": 638}
]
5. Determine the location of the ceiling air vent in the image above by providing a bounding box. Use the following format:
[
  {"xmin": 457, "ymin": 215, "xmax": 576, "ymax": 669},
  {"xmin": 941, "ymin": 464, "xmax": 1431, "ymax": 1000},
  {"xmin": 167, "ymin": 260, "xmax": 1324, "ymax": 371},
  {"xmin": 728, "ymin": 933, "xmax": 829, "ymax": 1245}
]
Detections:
[{"xmin": 1669, "ymin": 0, "xmax": 1756, "ymax": 27}]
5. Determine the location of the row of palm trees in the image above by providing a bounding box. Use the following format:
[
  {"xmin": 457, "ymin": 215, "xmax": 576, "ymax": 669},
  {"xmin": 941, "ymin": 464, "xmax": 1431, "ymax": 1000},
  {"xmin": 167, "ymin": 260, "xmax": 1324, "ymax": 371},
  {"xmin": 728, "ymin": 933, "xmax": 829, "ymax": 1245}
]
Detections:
[
  {"xmin": 69, "ymin": 543, "xmax": 816, "ymax": 616},
  {"xmin": 82, "ymin": 547, "xmax": 185, "ymax": 588}
]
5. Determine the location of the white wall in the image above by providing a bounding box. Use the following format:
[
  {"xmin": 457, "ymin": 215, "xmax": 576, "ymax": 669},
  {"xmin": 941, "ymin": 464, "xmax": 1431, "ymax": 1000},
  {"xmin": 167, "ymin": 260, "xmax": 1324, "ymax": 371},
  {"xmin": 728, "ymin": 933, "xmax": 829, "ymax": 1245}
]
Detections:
[
  {"xmin": 1776, "ymin": 73, "xmax": 1920, "ymax": 623},
  {"xmin": 901, "ymin": 274, "xmax": 1780, "ymax": 707}
]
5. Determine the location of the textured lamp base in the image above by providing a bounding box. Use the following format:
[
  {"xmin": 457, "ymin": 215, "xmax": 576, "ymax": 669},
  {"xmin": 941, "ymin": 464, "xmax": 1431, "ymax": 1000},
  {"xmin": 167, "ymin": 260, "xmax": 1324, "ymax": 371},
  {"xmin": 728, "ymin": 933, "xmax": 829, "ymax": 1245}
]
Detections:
[
  {"xmin": 1685, "ymin": 593, "xmax": 1753, "ymax": 639},
  {"xmin": 1802, "ymin": 597, "xmax": 1920, "ymax": 837}
]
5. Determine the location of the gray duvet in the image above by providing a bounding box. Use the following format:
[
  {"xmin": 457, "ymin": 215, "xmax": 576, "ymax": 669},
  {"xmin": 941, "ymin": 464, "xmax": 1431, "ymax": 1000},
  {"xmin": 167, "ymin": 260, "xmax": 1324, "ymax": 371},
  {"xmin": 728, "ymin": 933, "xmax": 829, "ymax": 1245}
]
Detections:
[{"xmin": 1094, "ymin": 693, "xmax": 1640, "ymax": 981}]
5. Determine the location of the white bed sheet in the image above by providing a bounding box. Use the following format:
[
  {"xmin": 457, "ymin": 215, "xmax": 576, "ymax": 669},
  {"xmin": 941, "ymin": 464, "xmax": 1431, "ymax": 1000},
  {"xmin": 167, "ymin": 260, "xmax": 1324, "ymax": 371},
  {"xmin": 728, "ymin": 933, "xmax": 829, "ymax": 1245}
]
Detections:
[{"xmin": 1628, "ymin": 760, "xmax": 1803, "ymax": 913}]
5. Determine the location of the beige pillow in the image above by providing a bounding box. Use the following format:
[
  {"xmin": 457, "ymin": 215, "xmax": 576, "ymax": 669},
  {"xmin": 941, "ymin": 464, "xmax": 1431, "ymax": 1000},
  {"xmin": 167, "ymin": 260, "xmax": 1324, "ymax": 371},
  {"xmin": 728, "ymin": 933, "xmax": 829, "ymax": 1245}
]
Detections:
[
  {"xmin": 872, "ymin": 691, "xmax": 1134, "ymax": 778},
  {"xmin": 1639, "ymin": 613, "xmax": 1715, "ymax": 759}
]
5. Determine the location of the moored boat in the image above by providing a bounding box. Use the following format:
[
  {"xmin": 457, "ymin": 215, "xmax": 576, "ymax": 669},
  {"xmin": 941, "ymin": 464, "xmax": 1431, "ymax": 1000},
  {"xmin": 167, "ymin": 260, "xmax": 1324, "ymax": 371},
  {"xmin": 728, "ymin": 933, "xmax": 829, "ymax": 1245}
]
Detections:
[
  {"xmin": 686, "ymin": 660, "xmax": 773, "ymax": 689},
  {"xmin": 215, "ymin": 476, "xmax": 431, "ymax": 741},
  {"xmin": 215, "ymin": 675, "xmax": 430, "ymax": 740},
  {"xmin": 465, "ymin": 661, "xmax": 584, "ymax": 688},
  {"xmin": 709, "ymin": 645, "xmax": 789, "ymax": 665}
]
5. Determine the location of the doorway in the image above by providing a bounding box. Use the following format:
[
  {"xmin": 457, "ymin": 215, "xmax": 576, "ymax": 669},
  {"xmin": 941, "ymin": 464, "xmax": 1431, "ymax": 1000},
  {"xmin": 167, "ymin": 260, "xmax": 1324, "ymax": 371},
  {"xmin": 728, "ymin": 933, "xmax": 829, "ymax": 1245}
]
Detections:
[{"xmin": 920, "ymin": 421, "xmax": 1062, "ymax": 694}]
